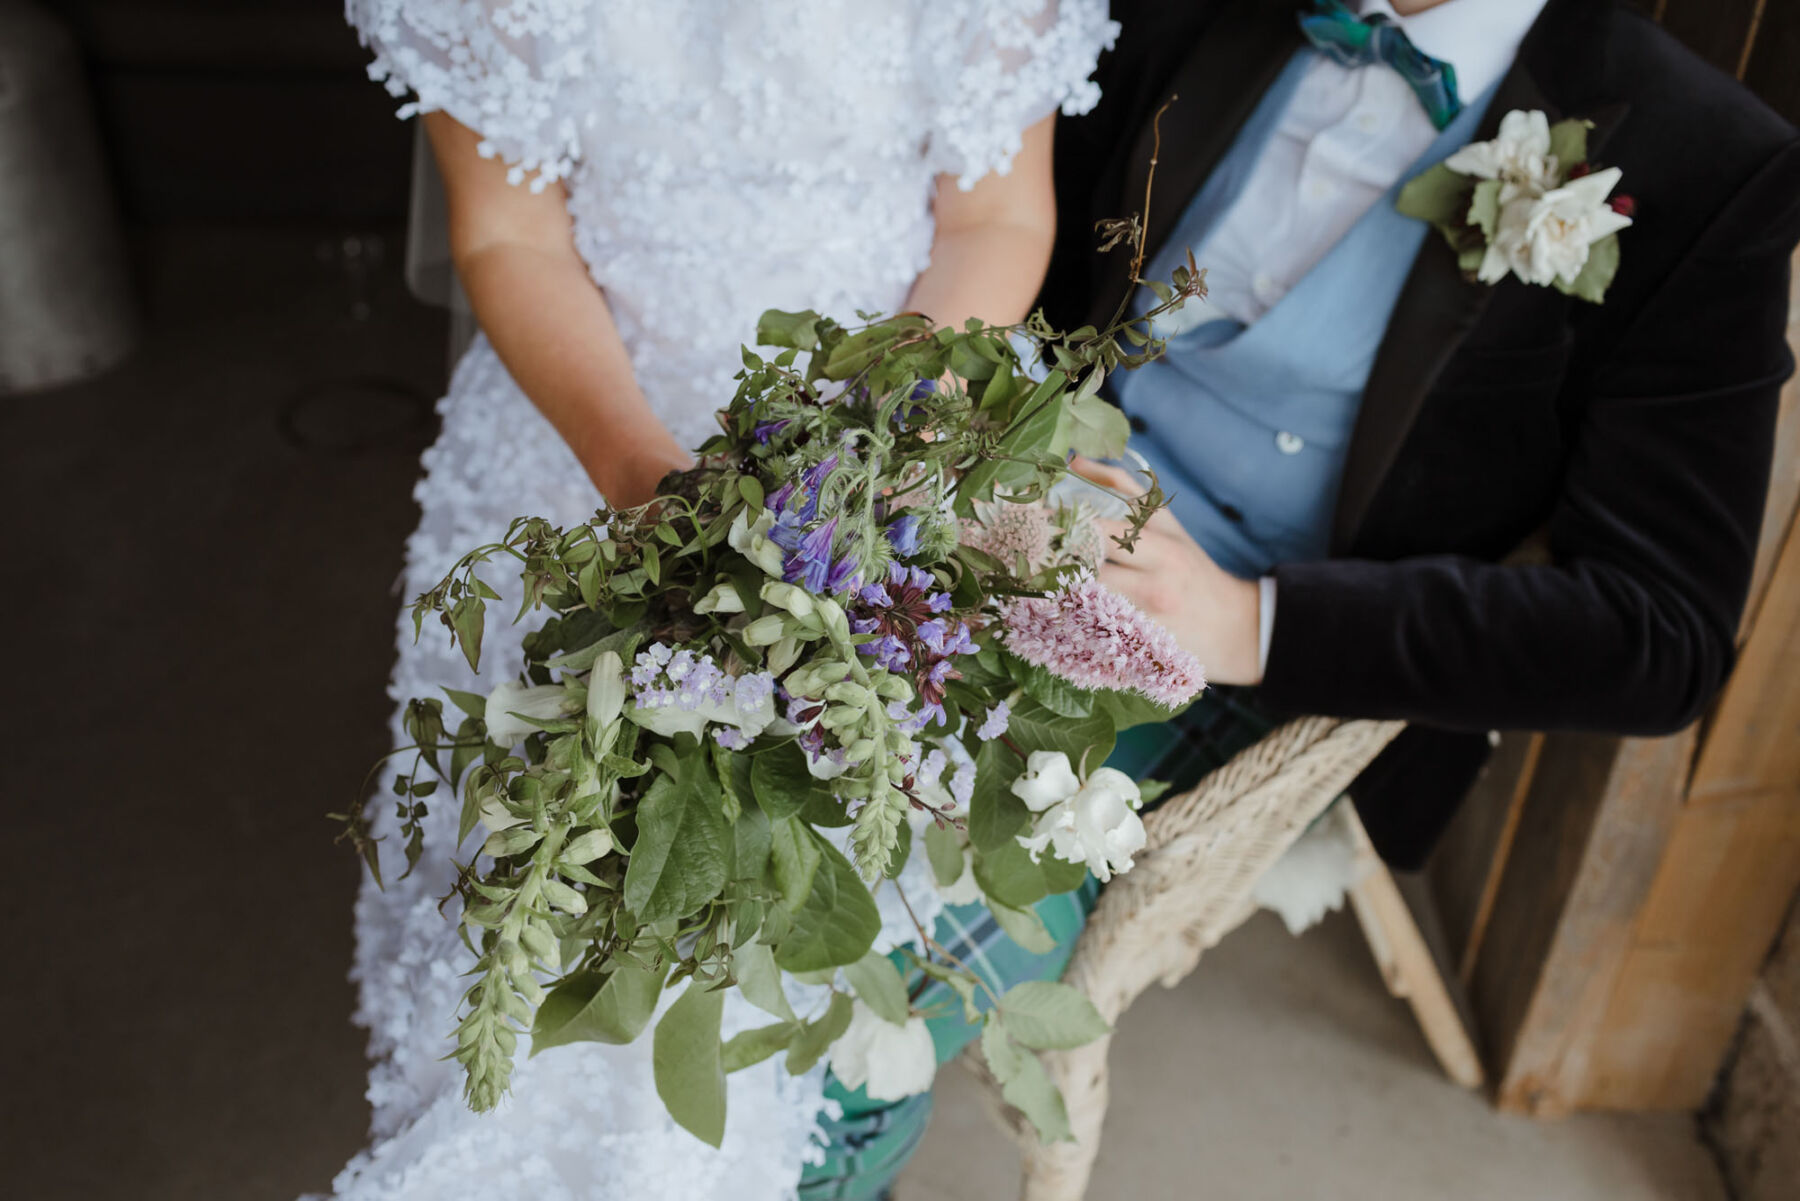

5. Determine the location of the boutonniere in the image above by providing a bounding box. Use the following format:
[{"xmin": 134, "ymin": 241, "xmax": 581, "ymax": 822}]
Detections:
[{"xmin": 1397, "ymin": 109, "xmax": 1634, "ymax": 303}]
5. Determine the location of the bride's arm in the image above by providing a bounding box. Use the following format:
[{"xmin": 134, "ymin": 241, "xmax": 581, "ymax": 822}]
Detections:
[
  {"xmin": 425, "ymin": 112, "xmax": 691, "ymax": 508},
  {"xmin": 906, "ymin": 114, "xmax": 1059, "ymax": 329}
]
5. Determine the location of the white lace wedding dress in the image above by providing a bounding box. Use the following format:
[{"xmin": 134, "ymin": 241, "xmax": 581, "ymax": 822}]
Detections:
[{"xmin": 325, "ymin": 3, "xmax": 1114, "ymax": 1198}]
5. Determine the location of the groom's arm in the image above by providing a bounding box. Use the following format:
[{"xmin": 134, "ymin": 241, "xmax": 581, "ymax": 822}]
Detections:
[{"xmin": 1259, "ymin": 140, "xmax": 1800, "ymax": 735}]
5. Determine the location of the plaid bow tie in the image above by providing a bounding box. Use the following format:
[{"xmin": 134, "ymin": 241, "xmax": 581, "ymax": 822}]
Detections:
[{"xmin": 1298, "ymin": 0, "xmax": 1463, "ymax": 130}]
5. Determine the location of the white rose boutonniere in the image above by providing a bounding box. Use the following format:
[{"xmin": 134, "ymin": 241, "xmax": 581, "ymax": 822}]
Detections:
[{"xmin": 1398, "ymin": 109, "xmax": 1634, "ymax": 302}]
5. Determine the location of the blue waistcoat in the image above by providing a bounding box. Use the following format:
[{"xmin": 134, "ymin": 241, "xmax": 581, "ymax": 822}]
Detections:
[{"xmin": 1112, "ymin": 53, "xmax": 1500, "ymax": 579}]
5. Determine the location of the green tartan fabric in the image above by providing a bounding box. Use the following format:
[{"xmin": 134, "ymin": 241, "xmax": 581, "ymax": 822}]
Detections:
[{"xmin": 798, "ymin": 689, "xmax": 1274, "ymax": 1199}]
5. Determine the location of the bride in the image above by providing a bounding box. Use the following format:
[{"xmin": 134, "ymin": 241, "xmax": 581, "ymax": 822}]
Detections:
[{"xmin": 326, "ymin": 2, "xmax": 1116, "ymax": 1198}]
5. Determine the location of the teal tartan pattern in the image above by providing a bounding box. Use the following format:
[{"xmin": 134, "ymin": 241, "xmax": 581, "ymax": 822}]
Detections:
[
  {"xmin": 1297, "ymin": 0, "xmax": 1464, "ymax": 130},
  {"xmin": 797, "ymin": 689, "xmax": 1275, "ymax": 1199}
]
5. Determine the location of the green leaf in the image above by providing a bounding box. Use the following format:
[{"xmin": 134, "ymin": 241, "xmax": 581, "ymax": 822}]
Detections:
[
  {"xmin": 1395, "ymin": 162, "xmax": 1471, "ymax": 227},
  {"xmin": 917, "ymin": 958, "xmax": 983, "ymax": 1023},
  {"xmin": 974, "ymin": 838, "xmax": 1052, "ymax": 910},
  {"xmin": 998, "ymin": 980, "xmax": 1111, "ymax": 1050},
  {"xmin": 450, "ymin": 597, "xmax": 485, "ymax": 674},
  {"xmin": 1090, "ymin": 687, "xmax": 1179, "ymax": 731},
  {"xmin": 982, "ymin": 1019, "xmax": 1072, "ymax": 1144},
  {"xmin": 923, "ymin": 822, "xmax": 966, "ymax": 889},
  {"xmin": 769, "ymin": 815, "xmax": 823, "ymax": 909},
  {"xmin": 624, "ymin": 750, "xmax": 731, "ymax": 923},
  {"xmin": 955, "ymin": 372, "xmax": 1067, "ymax": 515},
  {"xmin": 443, "ymin": 688, "xmax": 487, "ymax": 720},
  {"xmin": 750, "ymin": 741, "xmax": 829, "ymax": 820},
  {"xmin": 1553, "ymin": 232, "xmax": 1620, "ymax": 304},
  {"xmin": 734, "ymin": 803, "xmax": 772, "ymax": 883},
  {"xmin": 721, "ymin": 1021, "xmax": 800, "ymax": 1073},
  {"xmin": 1012, "ymin": 657, "xmax": 1094, "ymax": 719},
  {"xmin": 844, "ymin": 952, "xmax": 910, "ymax": 1025},
  {"xmin": 1467, "ymin": 177, "xmax": 1503, "ymax": 240},
  {"xmin": 737, "ymin": 475, "xmax": 765, "ymax": 511},
  {"xmin": 1547, "ymin": 117, "xmax": 1593, "ymax": 176},
  {"xmin": 1063, "ymin": 393, "xmax": 1130, "ymax": 461},
  {"xmin": 734, "ymin": 942, "xmax": 797, "ymax": 1022},
  {"xmin": 532, "ymin": 958, "xmax": 667, "ymax": 1052},
  {"xmin": 1007, "ymin": 697, "xmax": 1115, "ymax": 776},
  {"xmin": 968, "ymin": 738, "xmax": 1029, "ymax": 852},
  {"xmin": 653, "ymin": 983, "xmax": 728, "ymax": 1148},
  {"xmin": 773, "ymin": 835, "xmax": 881, "ymax": 973},
  {"xmin": 756, "ymin": 308, "xmax": 821, "ymax": 351},
  {"xmin": 988, "ymin": 898, "xmax": 1057, "ymax": 954},
  {"xmin": 785, "ymin": 991, "xmax": 855, "ymax": 1075},
  {"xmin": 882, "ymin": 819, "xmax": 913, "ymax": 880}
]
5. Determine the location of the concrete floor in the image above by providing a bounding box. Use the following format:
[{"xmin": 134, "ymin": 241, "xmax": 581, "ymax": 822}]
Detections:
[{"xmin": 3, "ymin": 227, "xmax": 1729, "ymax": 1201}]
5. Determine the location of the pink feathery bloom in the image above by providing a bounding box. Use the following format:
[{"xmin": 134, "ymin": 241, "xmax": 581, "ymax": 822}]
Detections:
[
  {"xmin": 1001, "ymin": 574, "xmax": 1206, "ymax": 708},
  {"xmin": 961, "ymin": 500, "xmax": 1053, "ymax": 574}
]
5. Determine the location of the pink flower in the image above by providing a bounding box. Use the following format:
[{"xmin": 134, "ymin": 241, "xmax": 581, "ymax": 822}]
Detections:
[
  {"xmin": 961, "ymin": 500, "xmax": 1053, "ymax": 573},
  {"xmin": 1000, "ymin": 574, "xmax": 1205, "ymax": 708}
]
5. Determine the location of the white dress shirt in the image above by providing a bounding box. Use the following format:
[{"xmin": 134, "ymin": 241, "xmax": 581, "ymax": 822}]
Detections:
[{"xmin": 1227, "ymin": 0, "xmax": 1550, "ymax": 674}]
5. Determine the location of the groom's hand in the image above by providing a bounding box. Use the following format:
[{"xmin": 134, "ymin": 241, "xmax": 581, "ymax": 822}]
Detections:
[{"xmin": 1073, "ymin": 459, "xmax": 1265, "ymax": 687}]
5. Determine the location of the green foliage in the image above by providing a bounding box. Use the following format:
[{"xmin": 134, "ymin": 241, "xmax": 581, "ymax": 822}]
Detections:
[
  {"xmin": 623, "ymin": 744, "xmax": 732, "ymax": 924},
  {"xmin": 773, "ymin": 835, "xmax": 881, "ymax": 973},
  {"xmin": 653, "ymin": 983, "xmax": 728, "ymax": 1148},
  {"xmin": 532, "ymin": 958, "xmax": 666, "ymax": 1052}
]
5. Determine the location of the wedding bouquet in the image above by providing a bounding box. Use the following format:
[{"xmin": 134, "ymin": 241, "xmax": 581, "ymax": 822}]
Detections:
[{"xmin": 337, "ymin": 261, "xmax": 1210, "ymax": 1147}]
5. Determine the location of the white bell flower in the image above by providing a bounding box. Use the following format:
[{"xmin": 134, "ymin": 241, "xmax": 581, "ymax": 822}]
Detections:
[
  {"xmin": 1018, "ymin": 766, "xmax": 1147, "ymax": 883},
  {"xmin": 728, "ymin": 508, "xmax": 787, "ymax": 577},
  {"xmin": 693, "ymin": 582, "xmax": 744, "ymax": 615},
  {"xmin": 586, "ymin": 650, "xmax": 627, "ymax": 727},
  {"xmin": 484, "ymin": 680, "xmax": 572, "ymax": 746},
  {"xmin": 829, "ymin": 1000, "xmax": 938, "ymax": 1102},
  {"xmin": 1009, "ymin": 750, "xmax": 1082, "ymax": 813}
]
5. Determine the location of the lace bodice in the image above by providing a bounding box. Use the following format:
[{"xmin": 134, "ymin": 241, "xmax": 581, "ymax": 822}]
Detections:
[
  {"xmin": 350, "ymin": 0, "xmax": 1116, "ymax": 450},
  {"xmin": 325, "ymin": 4, "xmax": 1114, "ymax": 1198}
]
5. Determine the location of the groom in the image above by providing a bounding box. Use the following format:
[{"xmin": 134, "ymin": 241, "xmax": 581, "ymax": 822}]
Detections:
[{"xmin": 1042, "ymin": 0, "xmax": 1800, "ymax": 868}]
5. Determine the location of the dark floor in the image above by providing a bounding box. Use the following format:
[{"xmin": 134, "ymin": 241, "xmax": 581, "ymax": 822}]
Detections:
[{"xmin": 4, "ymin": 225, "xmax": 445, "ymax": 1201}]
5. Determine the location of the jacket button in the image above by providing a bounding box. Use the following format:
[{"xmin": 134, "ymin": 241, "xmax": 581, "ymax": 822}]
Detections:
[
  {"xmin": 1128, "ymin": 414, "xmax": 1148, "ymax": 433},
  {"xmin": 1220, "ymin": 503, "xmax": 1244, "ymax": 522}
]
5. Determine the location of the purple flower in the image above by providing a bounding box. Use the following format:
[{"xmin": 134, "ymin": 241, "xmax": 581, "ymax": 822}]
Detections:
[
  {"xmin": 825, "ymin": 556, "xmax": 862, "ymax": 596},
  {"xmin": 784, "ymin": 517, "xmax": 840, "ymax": 593},
  {"xmin": 976, "ymin": 701, "xmax": 1011, "ymax": 742},
  {"xmin": 752, "ymin": 419, "xmax": 791, "ymax": 445},
  {"xmin": 886, "ymin": 514, "xmax": 924, "ymax": 557},
  {"xmin": 713, "ymin": 727, "xmax": 750, "ymax": 750}
]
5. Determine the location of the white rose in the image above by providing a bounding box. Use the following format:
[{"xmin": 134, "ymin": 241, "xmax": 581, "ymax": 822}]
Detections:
[
  {"xmin": 1018, "ymin": 766, "xmax": 1146, "ymax": 883},
  {"xmin": 1478, "ymin": 167, "xmax": 1632, "ymax": 288},
  {"xmin": 484, "ymin": 680, "xmax": 571, "ymax": 746},
  {"xmin": 829, "ymin": 1000, "xmax": 938, "ymax": 1101},
  {"xmin": 1443, "ymin": 108, "xmax": 1559, "ymax": 201},
  {"xmin": 728, "ymin": 508, "xmax": 787, "ymax": 577},
  {"xmin": 1010, "ymin": 750, "xmax": 1081, "ymax": 813}
]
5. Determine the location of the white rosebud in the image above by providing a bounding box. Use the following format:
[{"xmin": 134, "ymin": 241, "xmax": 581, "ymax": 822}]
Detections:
[
  {"xmin": 484, "ymin": 680, "xmax": 570, "ymax": 746},
  {"xmin": 1478, "ymin": 166, "xmax": 1633, "ymax": 288},
  {"xmin": 694, "ymin": 581, "xmax": 744, "ymax": 615},
  {"xmin": 1018, "ymin": 766, "xmax": 1146, "ymax": 883},
  {"xmin": 586, "ymin": 650, "xmax": 627, "ymax": 728},
  {"xmin": 829, "ymin": 1000, "xmax": 938, "ymax": 1102},
  {"xmin": 1009, "ymin": 750, "xmax": 1081, "ymax": 813},
  {"xmin": 760, "ymin": 580, "xmax": 815, "ymax": 619},
  {"xmin": 1443, "ymin": 108, "xmax": 1559, "ymax": 201},
  {"xmin": 728, "ymin": 508, "xmax": 787, "ymax": 577}
]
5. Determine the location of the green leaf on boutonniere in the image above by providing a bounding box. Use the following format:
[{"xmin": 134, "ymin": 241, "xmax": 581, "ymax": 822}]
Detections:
[
  {"xmin": 1457, "ymin": 243, "xmax": 1487, "ymax": 275},
  {"xmin": 1547, "ymin": 118, "xmax": 1594, "ymax": 178},
  {"xmin": 1395, "ymin": 162, "xmax": 1472, "ymax": 228},
  {"xmin": 1467, "ymin": 178, "xmax": 1503, "ymax": 240},
  {"xmin": 1553, "ymin": 232, "xmax": 1621, "ymax": 304}
]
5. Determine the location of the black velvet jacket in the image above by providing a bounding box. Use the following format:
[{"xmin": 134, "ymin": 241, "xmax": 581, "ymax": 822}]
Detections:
[{"xmin": 1040, "ymin": 0, "xmax": 1800, "ymax": 866}]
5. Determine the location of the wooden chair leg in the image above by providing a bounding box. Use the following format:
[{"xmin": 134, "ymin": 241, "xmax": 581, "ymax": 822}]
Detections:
[{"xmin": 1343, "ymin": 811, "xmax": 1486, "ymax": 1089}]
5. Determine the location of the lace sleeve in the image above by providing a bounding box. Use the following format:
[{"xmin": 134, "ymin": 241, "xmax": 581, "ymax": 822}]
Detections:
[
  {"xmin": 346, "ymin": 0, "xmax": 599, "ymax": 190},
  {"xmin": 925, "ymin": 0, "xmax": 1118, "ymax": 191}
]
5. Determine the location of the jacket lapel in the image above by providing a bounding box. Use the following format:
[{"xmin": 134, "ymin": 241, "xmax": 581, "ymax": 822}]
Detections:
[
  {"xmin": 1086, "ymin": 0, "xmax": 1302, "ymax": 330},
  {"xmin": 1329, "ymin": 0, "xmax": 1624, "ymax": 554}
]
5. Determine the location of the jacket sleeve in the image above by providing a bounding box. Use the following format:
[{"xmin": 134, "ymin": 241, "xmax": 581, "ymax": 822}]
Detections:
[{"xmin": 1259, "ymin": 138, "xmax": 1800, "ymax": 735}]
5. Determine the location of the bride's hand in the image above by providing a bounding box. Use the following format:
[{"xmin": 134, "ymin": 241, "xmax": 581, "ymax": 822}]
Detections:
[{"xmin": 1074, "ymin": 458, "xmax": 1265, "ymax": 687}]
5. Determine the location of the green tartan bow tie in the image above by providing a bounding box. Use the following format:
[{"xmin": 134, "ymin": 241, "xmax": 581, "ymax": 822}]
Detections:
[{"xmin": 1297, "ymin": 0, "xmax": 1464, "ymax": 130}]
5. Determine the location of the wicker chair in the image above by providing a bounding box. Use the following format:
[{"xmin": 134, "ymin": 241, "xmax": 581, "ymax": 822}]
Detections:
[{"xmin": 967, "ymin": 715, "xmax": 1408, "ymax": 1201}]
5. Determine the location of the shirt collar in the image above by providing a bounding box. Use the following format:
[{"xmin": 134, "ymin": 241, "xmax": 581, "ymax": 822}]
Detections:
[{"xmin": 1356, "ymin": 0, "xmax": 1549, "ymax": 102}]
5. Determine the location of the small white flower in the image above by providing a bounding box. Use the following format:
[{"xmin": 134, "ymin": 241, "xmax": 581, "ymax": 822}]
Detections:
[
  {"xmin": 1018, "ymin": 766, "xmax": 1146, "ymax": 883},
  {"xmin": 1479, "ymin": 167, "xmax": 1632, "ymax": 288},
  {"xmin": 627, "ymin": 690, "xmax": 779, "ymax": 743},
  {"xmin": 829, "ymin": 1000, "xmax": 938, "ymax": 1101},
  {"xmin": 484, "ymin": 680, "xmax": 570, "ymax": 746},
  {"xmin": 1009, "ymin": 750, "xmax": 1081, "ymax": 813},
  {"xmin": 728, "ymin": 508, "xmax": 787, "ymax": 577},
  {"xmin": 693, "ymin": 582, "xmax": 744, "ymax": 616},
  {"xmin": 586, "ymin": 650, "xmax": 627, "ymax": 728},
  {"xmin": 1443, "ymin": 108, "xmax": 1559, "ymax": 201}
]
